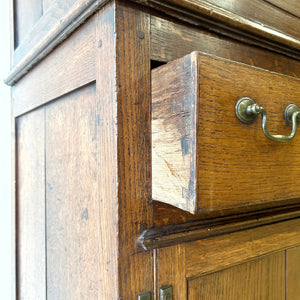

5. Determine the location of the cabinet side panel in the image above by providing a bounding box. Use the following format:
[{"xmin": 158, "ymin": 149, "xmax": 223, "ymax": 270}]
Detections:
[
  {"xmin": 13, "ymin": 14, "xmax": 96, "ymax": 117},
  {"xmin": 286, "ymin": 246, "xmax": 300, "ymax": 300},
  {"xmin": 188, "ymin": 252, "xmax": 285, "ymax": 300},
  {"xmin": 16, "ymin": 109, "xmax": 46, "ymax": 299},
  {"xmin": 45, "ymin": 84, "xmax": 102, "ymax": 299}
]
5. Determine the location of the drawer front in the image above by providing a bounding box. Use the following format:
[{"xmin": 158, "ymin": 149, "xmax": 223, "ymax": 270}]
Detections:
[{"xmin": 152, "ymin": 51, "xmax": 300, "ymax": 214}]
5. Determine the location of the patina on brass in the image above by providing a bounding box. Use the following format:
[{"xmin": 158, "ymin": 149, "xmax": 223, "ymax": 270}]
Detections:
[
  {"xmin": 160, "ymin": 286, "xmax": 173, "ymax": 300},
  {"xmin": 235, "ymin": 97, "xmax": 300, "ymax": 142},
  {"xmin": 138, "ymin": 291, "xmax": 151, "ymax": 300}
]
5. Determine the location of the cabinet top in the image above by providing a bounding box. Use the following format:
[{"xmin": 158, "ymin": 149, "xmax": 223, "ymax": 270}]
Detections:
[
  {"xmin": 6, "ymin": 0, "xmax": 300, "ymax": 85},
  {"xmin": 134, "ymin": 0, "xmax": 300, "ymax": 49}
]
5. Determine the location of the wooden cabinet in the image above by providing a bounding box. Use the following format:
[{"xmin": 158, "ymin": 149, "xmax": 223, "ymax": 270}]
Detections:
[{"xmin": 6, "ymin": 0, "xmax": 300, "ymax": 299}]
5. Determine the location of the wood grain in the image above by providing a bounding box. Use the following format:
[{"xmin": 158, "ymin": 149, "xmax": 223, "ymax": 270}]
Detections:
[
  {"xmin": 188, "ymin": 252, "xmax": 285, "ymax": 300},
  {"xmin": 205, "ymin": 0, "xmax": 300, "ymax": 39},
  {"xmin": 135, "ymin": 0, "xmax": 300, "ymax": 56},
  {"xmin": 265, "ymin": 0, "xmax": 300, "ymax": 18},
  {"xmin": 286, "ymin": 246, "xmax": 300, "ymax": 300},
  {"xmin": 139, "ymin": 207, "xmax": 300, "ymax": 251},
  {"xmin": 8, "ymin": 0, "xmax": 300, "ymax": 85},
  {"xmin": 152, "ymin": 52, "xmax": 197, "ymax": 212},
  {"xmin": 186, "ymin": 218, "xmax": 300, "ymax": 278},
  {"xmin": 16, "ymin": 109, "xmax": 46, "ymax": 300},
  {"xmin": 6, "ymin": 0, "xmax": 109, "ymax": 85},
  {"xmin": 115, "ymin": 1, "xmax": 154, "ymax": 298},
  {"xmin": 157, "ymin": 244, "xmax": 187, "ymax": 300},
  {"xmin": 13, "ymin": 13, "xmax": 96, "ymax": 117},
  {"xmin": 45, "ymin": 84, "xmax": 102, "ymax": 299},
  {"xmin": 95, "ymin": 3, "xmax": 119, "ymax": 298},
  {"xmin": 150, "ymin": 15, "xmax": 300, "ymax": 78},
  {"xmin": 152, "ymin": 51, "xmax": 300, "ymax": 213}
]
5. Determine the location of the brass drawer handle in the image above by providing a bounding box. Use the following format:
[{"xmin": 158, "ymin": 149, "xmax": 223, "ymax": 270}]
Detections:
[{"xmin": 235, "ymin": 97, "xmax": 300, "ymax": 142}]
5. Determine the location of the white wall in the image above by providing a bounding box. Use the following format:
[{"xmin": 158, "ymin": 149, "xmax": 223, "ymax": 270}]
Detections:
[{"xmin": 0, "ymin": 1, "xmax": 12, "ymax": 299}]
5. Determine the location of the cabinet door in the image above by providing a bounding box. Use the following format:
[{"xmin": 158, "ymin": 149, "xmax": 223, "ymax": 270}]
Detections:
[
  {"xmin": 156, "ymin": 219, "xmax": 300, "ymax": 300},
  {"xmin": 188, "ymin": 253, "xmax": 285, "ymax": 300}
]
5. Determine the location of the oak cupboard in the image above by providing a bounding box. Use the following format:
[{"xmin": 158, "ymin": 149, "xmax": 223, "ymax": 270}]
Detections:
[{"xmin": 6, "ymin": 0, "xmax": 300, "ymax": 299}]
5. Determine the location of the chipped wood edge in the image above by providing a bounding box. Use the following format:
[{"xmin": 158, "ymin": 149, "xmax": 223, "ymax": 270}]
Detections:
[
  {"xmin": 151, "ymin": 52, "xmax": 198, "ymax": 213},
  {"xmin": 5, "ymin": 0, "xmax": 111, "ymax": 86}
]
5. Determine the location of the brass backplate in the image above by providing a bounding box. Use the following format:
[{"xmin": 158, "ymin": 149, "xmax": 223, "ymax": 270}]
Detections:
[
  {"xmin": 160, "ymin": 286, "xmax": 173, "ymax": 300},
  {"xmin": 138, "ymin": 291, "xmax": 151, "ymax": 300}
]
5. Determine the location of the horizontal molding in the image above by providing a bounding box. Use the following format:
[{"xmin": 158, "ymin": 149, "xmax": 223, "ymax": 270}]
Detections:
[
  {"xmin": 186, "ymin": 217, "xmax": 300, "ymax": 278},
  {"xmin": 5, "ymin": 0, "xmax": 110, "ymax": 86},
  {"xmin": 12, "ymin": 14, "xmax": 96, "ymax": 117},
  {"xmin": 6, "ymin": 0, "xmax": 300, "ymax": 85},
  {"xmin": 138, "ymin": 204, "xmax": 300, "ymax": 250},
  {"xmin": 134, "ymin": 0, "xmax": 300, "ymax": 58}
]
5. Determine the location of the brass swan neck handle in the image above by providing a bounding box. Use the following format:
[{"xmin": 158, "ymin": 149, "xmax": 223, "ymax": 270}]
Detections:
[{"xmin": 235, "ymin": 97, "xmax": 300, "ymax": 143}]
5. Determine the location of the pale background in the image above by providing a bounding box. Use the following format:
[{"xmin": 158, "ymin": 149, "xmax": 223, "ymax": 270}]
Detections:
[{"xmin": 0, "ymin": 0, "xmax": 12, "ymax": 299}]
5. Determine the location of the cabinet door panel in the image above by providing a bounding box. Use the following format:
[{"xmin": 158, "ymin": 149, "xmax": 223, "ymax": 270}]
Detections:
[
  {"xmin": 45, "ymin": 84, "xmax": 102, "ymax": 299},
  {"xmin": 188, "ymin": 252, "xmax": 285, "ymax": 300},
  {"xmin": 16, "ymin": 109, "xmax": 46, "ymax": 299},
  {"xmin": 156, "ymin": 220, "xmax": 300, "ymax": 299},
  {"xmin": 286, "ymin": 246, "xmax": 300, "ymax": 300}
]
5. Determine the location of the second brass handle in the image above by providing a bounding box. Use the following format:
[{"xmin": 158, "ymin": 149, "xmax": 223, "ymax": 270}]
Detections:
[{"xmin": 235, "ymin": 97, "xmax": 300, "ymax": 142}]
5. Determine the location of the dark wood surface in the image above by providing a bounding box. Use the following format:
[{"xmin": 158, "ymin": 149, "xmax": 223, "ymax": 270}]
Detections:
[
  {"xmin": 95, "ymin": 3, "xmax": 119, "ymax": 298},
  {"xmin": 201, "ymin": 0, "xmax": 300, "ymax": 39},
  {"xmin": 188, "ymin": 252, "xmax": 285, "ymax": 299},
  {"xmin": 157, "ymin": 244, "xmax": 187, "ymax": 300},
  {"xmin": 139, "ymin": 207, "xmax": 300, "ymax": 251},
  {"xmin": 152, "ymin": 51, "xmax": 300, "ymax": 214},
  {"xmin": 13, "ymin": 15, "xmax": 96, "ymax": 117},
  {"xmin": 115, "ymin": 2, "xmax": 154, "ymax": 298},
  {"xmin": 9, "ymin": 0, "xmax": 300, "ymax": 298},
  {"xmin": 6, "ymin": 0, "xmax": 109, "ymax": 85},
  {"xmin": 150, "ymin": 15, "xmax": 300, "ymax": 78},
  {"xmin": 186, "ymin": 218, "xmax": 300, "ymax": 278},
  {"xmin": 156, "ymin": 220, "xmax": 300, "ymax": 299},
  {"xmin": 135, "ymin": 0, "xmax": 300, "ymax": 57},
  {"xmin": 13, "ymin": 7, "xmax": 119, "ymax": 298},
  {"xmin": 7, "ymin": 0, "xmax": 300, "ymax": 85},
  {"xmin": 46, "ymin": 84, "xmax": 102, "ymax": 299},
  {"xmin": 264, "ymin": 0, "xmax": 300, "ymax": 18},
  {"xmin": 286, "ymin": 246, "xmax": 300, "ymax": 299}
]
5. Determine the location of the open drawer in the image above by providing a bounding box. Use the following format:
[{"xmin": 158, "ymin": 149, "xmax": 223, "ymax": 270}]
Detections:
[{"xmin": 152, "ymin": 51, "xmax": 300, "ymax": 214}]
